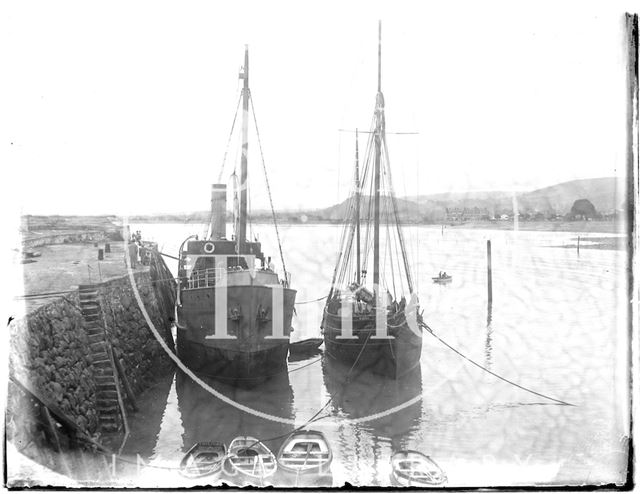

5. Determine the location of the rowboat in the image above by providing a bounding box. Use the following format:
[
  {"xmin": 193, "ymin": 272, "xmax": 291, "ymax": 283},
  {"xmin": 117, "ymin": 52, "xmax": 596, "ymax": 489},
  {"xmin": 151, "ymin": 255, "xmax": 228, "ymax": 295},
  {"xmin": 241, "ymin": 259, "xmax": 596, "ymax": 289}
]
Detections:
[
  {"xmin": 390, "ymin": 450, "xmax": 447, "ymax": 486},
  {"xmin": 224, "ymin": 436, "xmax": 277, "ymax": 485},
  {"xmin": 179, "ymin": 442, "xmax": 227, "ymax": 480},
  {"xmin": 289, "ymin": 338, "xmax": 323, "ymax": 356},
  {"xmin": 432, "ymin": 274, "xmax": 452, "ymax": 284},
  {"xmin": 276, "ymin": 430, "xmax": 332, "ymax": 474}
]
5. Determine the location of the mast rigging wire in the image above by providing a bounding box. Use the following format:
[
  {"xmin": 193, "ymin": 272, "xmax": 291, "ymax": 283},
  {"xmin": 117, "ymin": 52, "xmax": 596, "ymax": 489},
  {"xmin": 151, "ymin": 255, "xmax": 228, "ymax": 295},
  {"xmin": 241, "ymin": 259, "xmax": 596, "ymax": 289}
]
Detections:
[
  {"xmin": 248, "ymin": 93, "xmax": 289, "ymax": 285},
  {"xmin": 205, "ymin": 93, "xmax": 243, "ymax": 239},
  {"xmin": 217, "ymin": 93, "xmax": 244, "ymax": 183}
]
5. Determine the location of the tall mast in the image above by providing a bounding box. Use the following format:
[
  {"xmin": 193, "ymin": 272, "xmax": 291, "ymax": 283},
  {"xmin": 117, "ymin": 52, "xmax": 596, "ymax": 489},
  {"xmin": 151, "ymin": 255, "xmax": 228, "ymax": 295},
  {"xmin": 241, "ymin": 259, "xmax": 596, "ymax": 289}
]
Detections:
[
  {"xmin": 239, "ymin": 45, "xmax": 249, "ymax": 246},
  {"xmin": 355, "ymin": 129, "xmax": 361, "ymax": 285},
  {"xmin": 373, "ymin": 21, "xmax": 384, "ymax": 293}
]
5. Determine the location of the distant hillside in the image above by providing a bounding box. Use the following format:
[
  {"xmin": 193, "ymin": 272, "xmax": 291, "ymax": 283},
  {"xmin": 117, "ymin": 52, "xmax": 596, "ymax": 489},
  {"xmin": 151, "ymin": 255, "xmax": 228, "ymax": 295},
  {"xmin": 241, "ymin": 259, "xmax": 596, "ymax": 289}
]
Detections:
[
  {"xmin": 413, "ymin": 190, "xmax": 512, "ymax": 205},
  {"xmin": 126, "ymin": 176, "xmax": 626, "ymax": 223},
  {"xmin": 517, "ymin": 177, "xmax": 626, "ymax": 213},
  {"xmin": 403, "ymin": 177, "xmax": 626, "ymax": 217},
  {"xmin": 311, "ymin": 195, "xmax": 445, "ymax": 223}
]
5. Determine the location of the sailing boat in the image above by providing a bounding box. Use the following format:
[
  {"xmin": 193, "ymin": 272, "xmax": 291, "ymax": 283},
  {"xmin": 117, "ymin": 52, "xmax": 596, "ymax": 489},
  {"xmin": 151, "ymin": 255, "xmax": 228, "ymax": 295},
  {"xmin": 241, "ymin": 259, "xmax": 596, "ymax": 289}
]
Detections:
[
  {"xmin": 175, "ymin": 46, "xmax": 296, "ymax": 382},
  {"xmin": 321, "ymin": 23, "xmax": 423, "ymax": 379}
]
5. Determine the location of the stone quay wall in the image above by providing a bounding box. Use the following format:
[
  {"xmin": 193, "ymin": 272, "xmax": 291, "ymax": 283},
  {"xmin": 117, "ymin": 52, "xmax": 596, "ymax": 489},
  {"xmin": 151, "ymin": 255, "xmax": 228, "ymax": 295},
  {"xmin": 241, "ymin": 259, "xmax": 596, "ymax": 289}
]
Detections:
[
  {"xmin": 8, "ymin": 270, "xmax": 175, "ymax": 445},
  {"xmin": 22, "ymin": 231, "xmax": 107, "ymax": 250}
]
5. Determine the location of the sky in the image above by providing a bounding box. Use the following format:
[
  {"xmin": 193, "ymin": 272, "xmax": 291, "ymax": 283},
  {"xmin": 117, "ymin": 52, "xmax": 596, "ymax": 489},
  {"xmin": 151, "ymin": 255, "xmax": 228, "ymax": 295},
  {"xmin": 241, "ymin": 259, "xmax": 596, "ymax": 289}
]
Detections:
[{"xmin": 1, "ymin": 0, "xmax": 636, "ymax": 216}]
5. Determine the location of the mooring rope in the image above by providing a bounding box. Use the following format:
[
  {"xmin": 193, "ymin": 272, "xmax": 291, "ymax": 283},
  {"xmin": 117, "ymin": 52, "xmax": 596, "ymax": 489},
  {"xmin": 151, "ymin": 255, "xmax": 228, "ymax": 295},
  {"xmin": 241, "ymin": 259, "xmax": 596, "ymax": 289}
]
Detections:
[
  {"xmin": 193, "ymin": 354, "xmax": 323, "ymax": 382},
  {"xmin": 244, "ymin": 332, "xmax": 373, "ymax": 453},
  {"xmin": 15, "ymin": 289, "xmax": 76, "ymax": 299},
  {"xmin": 295, "ymin": 295, "xmax": 328, "ymax": 305},
  {"xmin": 420, "ymin": 321, "xmax": 575, "ymax": 407},
  {"xmin": 58, "ymin": 318, "xmax": 575, "ymax": 477}
]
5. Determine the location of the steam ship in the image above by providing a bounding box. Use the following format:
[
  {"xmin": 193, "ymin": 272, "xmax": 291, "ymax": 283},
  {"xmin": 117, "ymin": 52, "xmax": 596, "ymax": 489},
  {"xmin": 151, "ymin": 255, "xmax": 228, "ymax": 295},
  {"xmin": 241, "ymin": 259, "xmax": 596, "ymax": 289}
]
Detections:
[{"xmin": 175, "ymin": 46, "xmax": 296, "ymax": 382}]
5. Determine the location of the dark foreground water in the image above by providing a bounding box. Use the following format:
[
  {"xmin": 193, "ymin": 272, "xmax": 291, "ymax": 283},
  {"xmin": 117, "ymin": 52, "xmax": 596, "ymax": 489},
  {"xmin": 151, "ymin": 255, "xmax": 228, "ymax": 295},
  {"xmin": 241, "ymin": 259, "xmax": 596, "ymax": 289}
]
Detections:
[{"xmin": 116, "ymin": 223, "xmax": 629, "ymax": 487}]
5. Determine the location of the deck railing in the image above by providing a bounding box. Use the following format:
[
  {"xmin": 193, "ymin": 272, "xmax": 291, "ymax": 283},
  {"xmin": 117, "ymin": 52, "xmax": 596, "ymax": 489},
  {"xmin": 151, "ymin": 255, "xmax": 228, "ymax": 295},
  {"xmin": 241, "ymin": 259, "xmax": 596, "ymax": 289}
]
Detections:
[
  {"xmin": 188, "ymin": 268, "xmax": 225, "ymax": 289},
  {"xmin": 187, "ymin": 266, "xmax": 285, "ymax": 289}
]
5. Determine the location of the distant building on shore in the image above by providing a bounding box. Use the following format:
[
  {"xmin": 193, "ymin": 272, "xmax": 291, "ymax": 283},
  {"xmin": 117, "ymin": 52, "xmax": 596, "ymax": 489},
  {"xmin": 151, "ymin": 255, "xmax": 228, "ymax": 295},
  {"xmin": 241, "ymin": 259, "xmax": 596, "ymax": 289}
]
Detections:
[{"xmin": 445, "ymin": 207, "xmax": 491, "ymax": 222}]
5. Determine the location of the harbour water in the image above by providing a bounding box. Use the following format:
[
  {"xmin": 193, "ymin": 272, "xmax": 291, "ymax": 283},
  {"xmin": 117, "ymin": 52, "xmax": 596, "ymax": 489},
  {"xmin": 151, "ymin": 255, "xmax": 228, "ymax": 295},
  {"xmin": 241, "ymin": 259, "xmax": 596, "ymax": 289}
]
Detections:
[{"xmin": 122, "ymin": 222, "xmax": 629, "ymax": 487}]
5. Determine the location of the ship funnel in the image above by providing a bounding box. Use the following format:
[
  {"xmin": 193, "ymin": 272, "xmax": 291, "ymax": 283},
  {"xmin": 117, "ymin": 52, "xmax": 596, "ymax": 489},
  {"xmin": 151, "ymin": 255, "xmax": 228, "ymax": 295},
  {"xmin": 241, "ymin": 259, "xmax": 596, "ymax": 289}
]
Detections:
[{"xmin": 211, "ymin": 184, "xmax": 227, "ymax": 240}]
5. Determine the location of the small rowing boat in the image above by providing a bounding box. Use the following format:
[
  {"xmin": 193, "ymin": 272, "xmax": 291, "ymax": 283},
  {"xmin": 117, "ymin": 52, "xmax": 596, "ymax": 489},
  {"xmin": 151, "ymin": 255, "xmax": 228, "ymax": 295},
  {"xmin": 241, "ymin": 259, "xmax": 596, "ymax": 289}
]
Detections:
[
  {"xmin": 289, "ymin": 338, "xmax": 323, "ymax": 356},
  {"xmin": 179, "ymin": 442, "xmax": 227, "ymax": 480},
  {"xmin": 432, "ymin": 273, "xmax": 452, "ymax": 284},
  {"xmin": 224, "ymin": 436, "xmax": 277, "ymax": 485},
  {"xmin": 390, "ymin": 450, "xmax": 447, "ymax": 486},
  {"xmin": 277, "ymin": 430, "xmax": 332, "ymax": 474}
]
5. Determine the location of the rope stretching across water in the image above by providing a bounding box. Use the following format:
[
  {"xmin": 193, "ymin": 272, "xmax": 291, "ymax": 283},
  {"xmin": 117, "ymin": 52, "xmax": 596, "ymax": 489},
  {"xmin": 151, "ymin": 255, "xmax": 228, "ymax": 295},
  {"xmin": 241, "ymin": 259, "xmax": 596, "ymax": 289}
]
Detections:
[
  {"xmin": 295, "ymin": 295, "xmax": 328, "ymax": 305},
  {"xmin": 242, "ymin": 332, "xmax": 373, "ymax": 452},
  {"xmin": 420, "ymin": 321, "xmax": 575, "ymax": 407},
  {"xmin": 89, "ymin": 321, "xmax": 574, "ymax": 475}
]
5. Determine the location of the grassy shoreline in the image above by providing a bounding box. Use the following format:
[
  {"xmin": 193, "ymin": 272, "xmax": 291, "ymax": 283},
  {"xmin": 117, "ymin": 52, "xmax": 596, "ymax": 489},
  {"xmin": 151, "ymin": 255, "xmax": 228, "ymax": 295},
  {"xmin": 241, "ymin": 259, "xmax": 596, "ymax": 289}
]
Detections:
[
  {"xmin": 441, "ymin": 220, "xmax": 625, "ymax": 235},
  {"xmin": 23, "ymin": 214, "xmax": 626, "ymax": 236}
]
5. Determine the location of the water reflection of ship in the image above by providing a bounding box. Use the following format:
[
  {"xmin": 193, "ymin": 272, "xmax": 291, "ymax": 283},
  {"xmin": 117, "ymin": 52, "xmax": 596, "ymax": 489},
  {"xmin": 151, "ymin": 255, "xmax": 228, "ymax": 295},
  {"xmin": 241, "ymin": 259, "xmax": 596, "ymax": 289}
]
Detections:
[
  {"xmin": 122, "ymin": 373, "xmax": 176, "ymax": 460},
  {"xmin": 174, "ymin": 370, "xmax": 294, "ymax": 459},
  {"xmin": 321, "ymin": 357, "xmax": 422, "ymax": 450}
]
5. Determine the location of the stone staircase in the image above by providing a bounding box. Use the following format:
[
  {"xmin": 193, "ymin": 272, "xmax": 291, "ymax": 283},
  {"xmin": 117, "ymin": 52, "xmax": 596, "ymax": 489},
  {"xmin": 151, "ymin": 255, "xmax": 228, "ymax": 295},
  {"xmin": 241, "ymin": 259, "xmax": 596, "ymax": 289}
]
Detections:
[{"xmin": 78, "ymin": 284, "xmax": 122, "ymax": 434}]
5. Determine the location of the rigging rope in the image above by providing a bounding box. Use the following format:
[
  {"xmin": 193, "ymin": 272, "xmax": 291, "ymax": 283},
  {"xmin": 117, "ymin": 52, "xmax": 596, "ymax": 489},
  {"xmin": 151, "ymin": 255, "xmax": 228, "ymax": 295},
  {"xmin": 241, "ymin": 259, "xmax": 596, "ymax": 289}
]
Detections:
[
  {"xmin": 204, "ymin": 93, "xmax": 243, "ymax": 239},
  {"xmin": 216, "ymin": 93, "xmax": 243, "ymax": 184},
  {"xmin": 248, "ymin": 93, "xmax": 289, "ymax": 286},
  {"xmin": 382, "ymin": 134, "xmax": 414, "ymax": 293}
]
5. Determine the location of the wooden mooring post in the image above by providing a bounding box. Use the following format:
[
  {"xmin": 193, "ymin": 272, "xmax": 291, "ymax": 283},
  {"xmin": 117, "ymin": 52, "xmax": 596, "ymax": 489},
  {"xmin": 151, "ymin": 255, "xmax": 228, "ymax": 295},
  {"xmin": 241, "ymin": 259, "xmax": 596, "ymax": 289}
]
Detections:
[{"xmin": 487, "ymin": 239, "xmax": 493, "ymax": 305}]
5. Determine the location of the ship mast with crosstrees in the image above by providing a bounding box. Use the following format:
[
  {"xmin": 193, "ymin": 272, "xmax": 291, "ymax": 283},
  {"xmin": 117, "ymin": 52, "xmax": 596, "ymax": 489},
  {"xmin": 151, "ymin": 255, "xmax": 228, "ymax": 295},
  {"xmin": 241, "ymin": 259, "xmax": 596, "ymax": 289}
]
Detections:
[
  {"xmin": 174, "ymin": 45, "xmax": 297, "ymax": 384},
  {"xmin": 322, "ymin": 21, "xmax": 422, "ymax": 379}
]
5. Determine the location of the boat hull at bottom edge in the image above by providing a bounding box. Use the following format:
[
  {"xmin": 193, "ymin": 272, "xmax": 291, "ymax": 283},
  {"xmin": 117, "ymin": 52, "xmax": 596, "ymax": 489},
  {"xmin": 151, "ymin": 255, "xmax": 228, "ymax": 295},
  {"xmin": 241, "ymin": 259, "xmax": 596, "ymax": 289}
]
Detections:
[{"xmin": 273, "ymin": 469, "xmax": 334, "ymax": 488}]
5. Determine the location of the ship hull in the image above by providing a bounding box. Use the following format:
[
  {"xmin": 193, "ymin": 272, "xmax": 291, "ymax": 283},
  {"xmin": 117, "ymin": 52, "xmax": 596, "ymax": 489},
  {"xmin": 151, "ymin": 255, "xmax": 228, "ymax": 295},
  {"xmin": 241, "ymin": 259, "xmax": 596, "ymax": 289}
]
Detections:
[
  {"xmin": 176, "ymin": 284, "xmax": 296, "ymax": 383},
  {"xmin": 322, "ymin": 309, "xmax": 422, "ymax": 379},
  {"xmin": 176, "ymin": 337, "xmax": 289, "ymax": 381}
]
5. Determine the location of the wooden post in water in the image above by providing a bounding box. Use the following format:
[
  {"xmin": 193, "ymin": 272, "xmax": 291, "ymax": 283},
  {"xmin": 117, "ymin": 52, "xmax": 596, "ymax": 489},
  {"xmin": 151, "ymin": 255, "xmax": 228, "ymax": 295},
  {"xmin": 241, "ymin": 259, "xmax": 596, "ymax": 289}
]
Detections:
[
  {"xmin": 577, "ymin": 235, "xmax": 580, "ymax": 255},
  {"xmin": 625, "ymin": 14, "xmax": 638, "ymax": 329},
  {"xmin": 487, "ymin": 240, "xmax": 493, "ymax": 305},
  {"xmin": 355, "ymin": 129, "xmax": 361, "ymax": 285}
]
